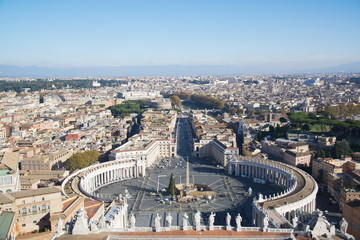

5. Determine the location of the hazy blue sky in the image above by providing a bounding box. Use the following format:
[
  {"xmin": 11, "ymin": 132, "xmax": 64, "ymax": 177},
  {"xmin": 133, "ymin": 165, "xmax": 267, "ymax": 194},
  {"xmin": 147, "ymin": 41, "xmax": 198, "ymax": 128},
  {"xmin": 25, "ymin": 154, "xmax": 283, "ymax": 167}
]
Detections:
[{"xmin": 0, "ymin": 0, "xmax": 359, "ymax": 70}]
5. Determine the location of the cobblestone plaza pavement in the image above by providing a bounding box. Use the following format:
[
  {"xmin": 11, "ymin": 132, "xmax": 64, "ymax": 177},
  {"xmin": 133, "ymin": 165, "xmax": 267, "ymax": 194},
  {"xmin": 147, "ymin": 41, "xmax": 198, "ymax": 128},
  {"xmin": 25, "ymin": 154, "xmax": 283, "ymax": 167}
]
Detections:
[
  {"xmin": 94, "ymin": 117, "xmax": 281, "ymax": 227},
  {"xmin": 95, "ymin": 157, "xmax": 282, "ymax": 227}
]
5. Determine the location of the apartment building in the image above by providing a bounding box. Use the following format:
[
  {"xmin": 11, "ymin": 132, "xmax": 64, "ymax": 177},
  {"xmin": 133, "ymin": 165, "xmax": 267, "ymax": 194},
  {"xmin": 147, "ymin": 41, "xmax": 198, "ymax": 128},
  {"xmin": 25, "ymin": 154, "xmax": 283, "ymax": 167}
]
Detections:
[
  {"xmin": 0, "ymin": 152, "xmax": 20, "ymax": 193},
  {"xmin": 343, "ymin": 200, "xmax": 360, "ymax": 240},
  {"xmin": 0, "ymin": 187, "xmax": 62, "ymax": 235}
]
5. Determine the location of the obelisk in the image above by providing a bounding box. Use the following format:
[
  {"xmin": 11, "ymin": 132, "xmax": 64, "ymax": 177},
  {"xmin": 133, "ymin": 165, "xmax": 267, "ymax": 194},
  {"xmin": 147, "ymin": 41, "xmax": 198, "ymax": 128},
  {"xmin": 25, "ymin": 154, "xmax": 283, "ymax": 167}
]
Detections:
[{"xmin": 186, "ymin": 158, "xmax": 190, "ymax": 188}]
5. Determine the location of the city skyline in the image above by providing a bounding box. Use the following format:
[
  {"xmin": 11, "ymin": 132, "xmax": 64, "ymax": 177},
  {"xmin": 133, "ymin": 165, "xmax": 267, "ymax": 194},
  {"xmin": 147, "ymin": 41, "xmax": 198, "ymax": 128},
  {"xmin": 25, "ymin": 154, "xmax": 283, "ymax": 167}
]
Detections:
[{"xmin": 0, "ymin": 0, "xmax": 359, "ymax": 74}]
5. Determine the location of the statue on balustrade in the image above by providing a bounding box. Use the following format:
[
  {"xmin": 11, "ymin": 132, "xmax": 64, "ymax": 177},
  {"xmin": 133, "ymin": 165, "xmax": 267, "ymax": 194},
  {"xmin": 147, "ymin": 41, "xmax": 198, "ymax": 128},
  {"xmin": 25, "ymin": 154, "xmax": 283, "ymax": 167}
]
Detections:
[
  {"xmin": 226, "ymin": 212, "xmax": 231, "ymax": 229},
  {"xmin": 236, "ymin": 213, "xmax": 242, "ymax": 231},
  {"xmin": 154, "ymin": 213, "xmax": 162, "ymax": 232},
  {"xmin": 130, "ymin": 214, "xmax": 136, "ymax": 228},
  {"xmin": 208, "ymin": 212, "xmax": 215, "ymax": 230},
  {"xmin": 166, "ymin": 213, "xmax": 173, "ymax": 227}
]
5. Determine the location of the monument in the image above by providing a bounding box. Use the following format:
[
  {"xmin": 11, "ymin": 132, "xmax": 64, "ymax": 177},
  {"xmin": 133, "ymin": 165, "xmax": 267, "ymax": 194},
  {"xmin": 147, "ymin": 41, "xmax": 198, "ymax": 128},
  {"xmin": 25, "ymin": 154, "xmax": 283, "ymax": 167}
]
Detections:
[
  {"xmin": 183, "ymin": 213, "xmax": 189, "ymax": 230},
  {"xmin": 262, "ymin": 213, "xmax": 269, "ymax": 231},
  {"xmin": 166, "ymin": 213, "xmax": 173, "ymax": 228},
  {"xmin": 186, "ymin": 160, "xmax": 190, "ymax": 188},
  {"xmin": 154, "ymin": 213, "xmax": 162, "ymax": 232},
  {"xmin": 130, "ymin": 214, "xmax": 136, "ymax": 229},
  {"xmin": 292, "ymin": 214, "xmax": 298, "ymax": 229},
  {"xmin": 194, "ymin": 210, "xmax": 202, "ymax": 230},
  {"xmin": 236, "ymin": 213, "xmax": 242, "ymax": 232},
  {"xmin": 340, "ymin": 218, "xmax": 348, "ymax": 234},
  {"xmin": 208, "ymin": 212, "xmax": 215, "ymax": 230},
  {"xmin": 226, "ymin": 212, "xmax": 232, "ymax": 230},
  {"xmin": 176, "ymin": 158, "xmax": 215, "ymax": 203}
]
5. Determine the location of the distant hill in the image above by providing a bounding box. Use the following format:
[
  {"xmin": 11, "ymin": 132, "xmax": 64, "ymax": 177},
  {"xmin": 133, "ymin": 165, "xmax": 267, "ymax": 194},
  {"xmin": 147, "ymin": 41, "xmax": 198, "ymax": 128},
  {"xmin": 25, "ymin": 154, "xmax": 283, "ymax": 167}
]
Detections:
[
  {"xmin": 0, "ymin": 62, "xmax": 359, "ymax": 77},
  {"xmin": 310, "ymin": 62, "xmax": 360, "ymax": 73}
]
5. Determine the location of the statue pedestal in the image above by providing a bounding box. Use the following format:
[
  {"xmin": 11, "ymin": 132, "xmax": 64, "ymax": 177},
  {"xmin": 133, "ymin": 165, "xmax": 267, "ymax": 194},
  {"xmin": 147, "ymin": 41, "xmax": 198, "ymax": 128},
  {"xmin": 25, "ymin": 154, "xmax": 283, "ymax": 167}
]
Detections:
[
  {"xmin": 195, "ymin": 225, "xmax": 201, "ymax": 231},
  {"xmin": 236, "ymin": 227, "xmax": 242, "ymax": 232},
  {"xmin": 164, "ymin": 227, "xmax": 171, "ymax": 231},
  {"xmin": 183, "ymin": 225, "xmax": 190, "ymax": 231},
  {"xmin": 155, "ymin": 227, "xmax": 162, "ymax": 232},
  {"xmin": 209, "ymin": 226, "xmax": 214, "ymax": 231},
  {"xmin": 262, "ymin": 227, "xmax": 268, "ymax": 232},
  {"xmin": 226, "ymin": 226, "xmax": 232, "ymax": 231}
]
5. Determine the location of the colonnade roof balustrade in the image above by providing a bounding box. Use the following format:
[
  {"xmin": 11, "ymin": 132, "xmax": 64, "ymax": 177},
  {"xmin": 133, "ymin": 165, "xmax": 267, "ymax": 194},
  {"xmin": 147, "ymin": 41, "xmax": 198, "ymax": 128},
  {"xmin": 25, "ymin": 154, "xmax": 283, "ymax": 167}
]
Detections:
[
  {"xmin": 262, "ymin": 167, "xmax": 315, "ymax": 209},
  {"xmin": 229, "ymin": 155, "xmax": 317, "ymax": 211}
]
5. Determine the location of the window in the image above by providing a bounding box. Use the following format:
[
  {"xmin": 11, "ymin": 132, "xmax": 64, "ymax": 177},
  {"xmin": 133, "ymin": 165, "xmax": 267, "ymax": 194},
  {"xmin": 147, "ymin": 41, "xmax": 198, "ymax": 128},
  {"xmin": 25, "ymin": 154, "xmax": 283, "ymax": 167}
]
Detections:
[
  {"xmin": 32, "ymin": 205, "xmax": 37, "ymax": 213},
  {"xmin": 42, "ymin": 197, "xmax": 45, "ymax": 201},
  {"xmin": 41, "ymin": 204, "xmax": 46, "ymax": 211},
  {"xmin": 4, "ymin": 176, "xmax": 12, "ymax": 185},
  {"xmin": 21, "ymin": 207, "xmax": 27, "ymax": 214}
]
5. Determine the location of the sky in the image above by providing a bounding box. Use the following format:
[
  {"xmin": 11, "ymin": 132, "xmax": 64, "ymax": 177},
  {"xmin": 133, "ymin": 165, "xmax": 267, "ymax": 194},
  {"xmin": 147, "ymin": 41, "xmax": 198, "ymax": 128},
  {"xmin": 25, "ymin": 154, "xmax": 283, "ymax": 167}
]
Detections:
[{"xmin": 0, "ymin": 0, "xmax": 359, "ymax": 71}]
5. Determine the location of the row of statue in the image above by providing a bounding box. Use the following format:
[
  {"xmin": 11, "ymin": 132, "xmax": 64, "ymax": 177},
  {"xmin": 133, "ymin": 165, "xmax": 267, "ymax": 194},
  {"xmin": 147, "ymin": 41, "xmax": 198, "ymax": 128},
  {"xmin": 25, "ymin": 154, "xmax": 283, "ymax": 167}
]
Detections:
[{"xmin": 148, "ymin": 210, "xmax": 242, "ymax": 231}]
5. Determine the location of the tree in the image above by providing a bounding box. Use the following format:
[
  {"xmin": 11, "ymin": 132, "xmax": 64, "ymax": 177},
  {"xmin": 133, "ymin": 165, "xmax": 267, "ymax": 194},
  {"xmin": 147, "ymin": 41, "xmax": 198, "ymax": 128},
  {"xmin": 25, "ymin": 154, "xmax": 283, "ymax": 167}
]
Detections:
[
  {"xmin": 64, "ymin": 150, "xmax": 100, "ymax": 172},
  {"xmin": 332, "ymin": 141, "xmax": 353, "ymax": 159},
  {"xmin": 279, "ymin": 117, "xmax": 287, "ymax": 124},
  {"xmin": 167, "ymin": 173, "xmax": 177, "ymax": 196},
  {"xmin": 228, "ymin": 107, "xmax": 237, "ymax": 115},
  {"xmin": 302, "ymin": 124, "xmax": 310, "ymax": 132},
  {"xmin": 170, "ymin": 95, "xmax": 182, "ymax": 108},
  {"xmin": 316, "ymin": 148, "xmax": 325, "ymax": 159}
]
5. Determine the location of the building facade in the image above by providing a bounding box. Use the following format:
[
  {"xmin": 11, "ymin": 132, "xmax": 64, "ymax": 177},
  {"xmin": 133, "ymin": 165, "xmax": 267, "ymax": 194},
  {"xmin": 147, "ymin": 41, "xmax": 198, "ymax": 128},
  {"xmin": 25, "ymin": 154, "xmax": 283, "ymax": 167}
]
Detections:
[{"xmin": 0, "ymin": 152, "xmax": 20, "ymax": 193}]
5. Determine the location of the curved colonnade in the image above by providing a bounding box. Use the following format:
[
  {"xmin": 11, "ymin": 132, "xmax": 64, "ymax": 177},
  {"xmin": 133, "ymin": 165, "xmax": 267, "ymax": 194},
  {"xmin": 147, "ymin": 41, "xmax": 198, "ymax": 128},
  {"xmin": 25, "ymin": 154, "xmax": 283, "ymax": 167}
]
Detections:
[
  {"xmin": 62, "ymin": 159, "xmax": 146, "ymax": 200},
  {"xmin": 227, "ymin": 156, "xmax": 318, "ymax": 228},
  {"xmin": 62, "ymin": 155, "xmax": 317, "ymax": 230}
]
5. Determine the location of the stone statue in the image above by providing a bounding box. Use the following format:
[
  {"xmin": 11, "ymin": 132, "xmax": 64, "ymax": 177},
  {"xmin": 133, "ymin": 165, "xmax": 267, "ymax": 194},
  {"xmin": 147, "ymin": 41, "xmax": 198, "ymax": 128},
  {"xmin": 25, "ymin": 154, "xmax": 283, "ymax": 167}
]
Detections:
[
  {"xmin": 208, "ymin": 212, "xmax": 215, "ymax": 230},
  {"xmin": 98, "ymin": 215, "xmax": 106, "ymax": 229},
  {"xmin": 130, "ymin": 214, "xmax": 136, "ymax": 228},
  {"xmin": 56, "ymin": 217, "xmax": 63, "ymax": 233},
  {"xmin": 226, "ymin": 212, "xmax": 231, "ymax": 227},
  {"xmin": 124, "ymin": 189, "xmax": 131, "ymax": 198},
  {"xmin": 247, "ymin": 187, "xmax": 252, "ymax": 196},
  {"xmin": 236, "ymin": 213, "xmax": 242, "ymax": 231},
  {"xmin": 123, "ymin": 189, "xmax": 131, "ymax": 204},
  {"xmin": 154, "ymin": 213, "xmax": 161, "ymax": 232},
  {"xmin": 194, "ymin": 210, "xmax": 201, "ymax": 230},
  {"xmin": 183, "ymin": 213, "xmax": 189, "ymax": 229},
  {"xmin": 292, "ymin": 215, "xmax": 298, "ymax": 228},
  {"xmin": 263, "ymin": 214, "xmax": 269, "ymax": 230},
  {"xmin": 258, "ymin": 193, "xmax": 263, "ymax": 201},
  {"xmin": 340, "ymin": 218, "xmax": 348, "ymax": 234},
  {"xmin": 166, "ymin": 213, "xmax": 173, "ymax": 227},
  {"xmin": 118, "ymin": 194, "xmax": 123, "ymax": 203}
]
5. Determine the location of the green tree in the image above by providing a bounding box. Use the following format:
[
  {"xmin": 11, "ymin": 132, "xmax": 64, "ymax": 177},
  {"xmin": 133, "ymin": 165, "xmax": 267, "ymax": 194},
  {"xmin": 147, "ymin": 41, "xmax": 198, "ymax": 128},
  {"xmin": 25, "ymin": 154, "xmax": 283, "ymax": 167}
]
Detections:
[
  {"xmin": 332, "ymin": 141, "xmax": 353, "ymax": 159},
  {"xmin": 228, "ymin": 107, "xmax": 237, "ymax": 115},
  {"xmin": 302, "ymin": 123, "xmax": 310, "ymax": 132},
  {"xmin": 170, "ymin": 95, "xmax": 182, "ymax": 108},
  {"xmin": 317, "ymin": 148, "xmax": 325, "ymax": 159},
  {"xmin": 64, "ymin": 150, "xmax": 100, "ymax": 172},
  {"xmin": 279, "ymin": 117, "xmax": 287, "ymax": 124},
  {"xmin": 167, "ymin": 173, "xmax": 177, "ymax": 196}
]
